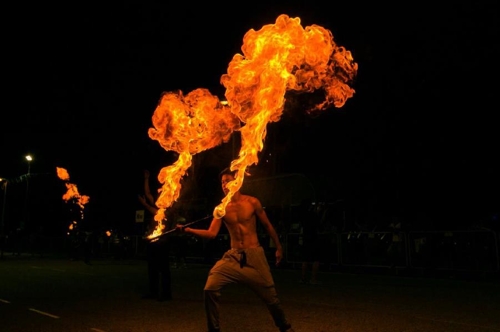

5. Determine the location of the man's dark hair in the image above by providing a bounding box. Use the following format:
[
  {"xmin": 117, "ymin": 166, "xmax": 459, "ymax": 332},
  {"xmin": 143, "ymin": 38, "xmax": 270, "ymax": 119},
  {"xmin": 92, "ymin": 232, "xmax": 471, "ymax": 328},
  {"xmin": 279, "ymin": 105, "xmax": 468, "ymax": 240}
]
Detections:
[{"xmin": 219, "ymin": 167, "xmax": 237, "ymax": 179}]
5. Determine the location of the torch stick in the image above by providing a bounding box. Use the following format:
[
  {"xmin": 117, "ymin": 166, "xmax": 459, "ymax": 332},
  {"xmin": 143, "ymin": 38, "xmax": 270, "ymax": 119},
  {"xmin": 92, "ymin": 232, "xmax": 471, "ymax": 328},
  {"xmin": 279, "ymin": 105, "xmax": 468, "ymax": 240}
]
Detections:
[{"xmin": 145, "ymin": 214, "xmax": 212, "ymax": 241}]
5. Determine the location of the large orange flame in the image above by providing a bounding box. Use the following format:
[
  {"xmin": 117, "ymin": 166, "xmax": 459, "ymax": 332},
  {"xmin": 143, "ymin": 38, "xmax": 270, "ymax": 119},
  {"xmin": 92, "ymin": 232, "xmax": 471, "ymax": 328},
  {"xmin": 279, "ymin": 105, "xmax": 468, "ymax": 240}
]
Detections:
[
  {"xmin": 149, "ymin": 14, "xmax": 357, "ymax": 231},
  {"xmin": 216, "ymin": 14, "xmax": 357, "ymax": 217}
]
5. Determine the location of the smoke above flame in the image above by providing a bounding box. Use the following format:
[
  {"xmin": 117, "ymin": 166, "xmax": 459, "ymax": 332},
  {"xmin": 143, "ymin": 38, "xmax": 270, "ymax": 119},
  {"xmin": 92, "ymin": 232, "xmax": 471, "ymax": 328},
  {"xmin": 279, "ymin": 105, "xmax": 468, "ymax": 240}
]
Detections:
[{"xmin": 148, "ymin": 14, "xmax": 357, "ymax": 234}]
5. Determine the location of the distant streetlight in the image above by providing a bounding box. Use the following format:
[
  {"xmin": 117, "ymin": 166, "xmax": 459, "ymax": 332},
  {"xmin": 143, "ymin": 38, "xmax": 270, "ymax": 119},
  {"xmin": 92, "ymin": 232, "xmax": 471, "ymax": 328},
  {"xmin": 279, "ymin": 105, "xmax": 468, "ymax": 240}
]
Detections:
[
  {"xmin": 25, "ymin": 154, "xmax": 33, "ymax": 175},
  {"xmin": 23, "ymin": 154, "xmax": 33, "ymax": 230}
]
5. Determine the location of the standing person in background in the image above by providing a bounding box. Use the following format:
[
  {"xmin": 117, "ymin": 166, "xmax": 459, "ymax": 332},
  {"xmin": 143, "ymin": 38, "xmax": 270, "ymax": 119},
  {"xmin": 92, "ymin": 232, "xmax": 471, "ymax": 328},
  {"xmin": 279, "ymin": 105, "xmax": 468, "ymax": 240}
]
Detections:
[
  {"xmin": 138, "ymin": 169, "xmax": 172, "ymax": 301},
  {"xmin": 176, "ymin": 168, "xmax": 294, "ymax": 332},
  {"xmin": 171, "ymin": 209, "xmax": 189, "ymax": 269},
  {"xmin": 67, "ymin": 201, "xmax": 92, "ymax": 265},
  {"xmin": 299, "ymin": 199, "xmax": 321, "ymax": 285}
]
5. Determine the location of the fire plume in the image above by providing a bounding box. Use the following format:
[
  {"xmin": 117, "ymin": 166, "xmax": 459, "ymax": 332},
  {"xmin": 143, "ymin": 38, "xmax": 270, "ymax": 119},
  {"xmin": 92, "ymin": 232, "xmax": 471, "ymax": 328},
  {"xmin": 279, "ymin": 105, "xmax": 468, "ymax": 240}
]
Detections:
[
  {"xmin": 216, "ymin": 14, "xmax": 357, "ymax": 217},
  {"xmin": 147, "ymin": 89, "xmax": 240, "ymax": 236},
  {"xmin": 149, "ymin": 14, "xmax": 357, "ymax": 226}
]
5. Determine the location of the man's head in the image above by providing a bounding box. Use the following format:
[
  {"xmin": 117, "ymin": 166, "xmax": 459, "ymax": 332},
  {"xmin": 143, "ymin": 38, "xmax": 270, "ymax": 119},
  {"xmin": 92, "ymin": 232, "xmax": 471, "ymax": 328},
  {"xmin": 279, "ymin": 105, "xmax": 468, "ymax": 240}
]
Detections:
[{"xmin": 219, "ymin": 167, "xmax": 236, "ymax": 195}]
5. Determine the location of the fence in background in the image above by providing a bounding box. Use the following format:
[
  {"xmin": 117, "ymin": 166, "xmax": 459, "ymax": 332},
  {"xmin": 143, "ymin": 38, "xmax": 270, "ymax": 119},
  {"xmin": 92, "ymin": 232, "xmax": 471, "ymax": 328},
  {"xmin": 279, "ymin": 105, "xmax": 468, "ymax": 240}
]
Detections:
[
  {"xmin": 2, "ymin": 229, "xmax": 499, "ymax": 275},
  {"xmin": 285, "ymin": 229, "xmax": 499, "ymax": 274}
]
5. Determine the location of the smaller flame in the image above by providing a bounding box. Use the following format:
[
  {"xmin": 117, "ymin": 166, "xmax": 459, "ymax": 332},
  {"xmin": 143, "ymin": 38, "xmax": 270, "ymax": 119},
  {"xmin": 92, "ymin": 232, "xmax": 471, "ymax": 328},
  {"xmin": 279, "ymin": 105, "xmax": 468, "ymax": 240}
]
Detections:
[
  {"xmin": 56, "ymin": 167, "xmax": 90, "ymax": 231},
  {"xmin": 56, "ymin": 167, "xmax": 90, "ymax": 209}
]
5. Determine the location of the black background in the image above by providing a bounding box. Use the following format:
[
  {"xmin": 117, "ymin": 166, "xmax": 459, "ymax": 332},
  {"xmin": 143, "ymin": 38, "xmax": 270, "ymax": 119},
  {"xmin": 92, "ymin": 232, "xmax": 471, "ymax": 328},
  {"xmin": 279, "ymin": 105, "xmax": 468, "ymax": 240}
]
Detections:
[{"xmin": 1, "ymin": 1, "xmax": 498, "ymax": 235}]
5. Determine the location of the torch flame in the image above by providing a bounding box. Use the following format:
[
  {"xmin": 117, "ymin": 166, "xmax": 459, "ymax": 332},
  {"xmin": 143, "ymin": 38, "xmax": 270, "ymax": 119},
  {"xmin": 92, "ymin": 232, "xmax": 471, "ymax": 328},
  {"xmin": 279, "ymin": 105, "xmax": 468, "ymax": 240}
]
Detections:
[{"xmin": 149, "ymin": 14, "xmax": 357, "ymax": 226}]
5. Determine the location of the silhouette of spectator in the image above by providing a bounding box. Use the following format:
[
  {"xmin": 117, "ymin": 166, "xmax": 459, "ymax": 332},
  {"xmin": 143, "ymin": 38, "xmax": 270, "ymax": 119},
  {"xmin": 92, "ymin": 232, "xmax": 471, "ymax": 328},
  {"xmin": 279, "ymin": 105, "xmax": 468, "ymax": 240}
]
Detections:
[
  {"xmin": 171, "ymin": 210, "xmax": 188, "ymax": 269},
  {"xmin": 138, "ymin": 169, "xmax": 172, "ymax": 301},
  {"xmin": 298, "ymin": 199, "xmax": 321, "ymax": 285}
]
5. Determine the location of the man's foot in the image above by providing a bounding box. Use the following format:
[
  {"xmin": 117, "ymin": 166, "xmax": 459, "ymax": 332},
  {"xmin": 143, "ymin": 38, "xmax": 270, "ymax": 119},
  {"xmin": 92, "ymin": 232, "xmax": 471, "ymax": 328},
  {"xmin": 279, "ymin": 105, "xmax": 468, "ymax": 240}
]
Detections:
[{"xmin": 280, "ymin": 324, "xmax": 294, "ymax": 332}]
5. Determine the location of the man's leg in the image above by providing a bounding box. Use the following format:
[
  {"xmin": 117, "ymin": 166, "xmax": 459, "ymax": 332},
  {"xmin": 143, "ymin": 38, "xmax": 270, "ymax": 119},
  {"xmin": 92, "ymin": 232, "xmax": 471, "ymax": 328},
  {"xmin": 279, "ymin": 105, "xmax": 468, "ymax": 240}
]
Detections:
[
  {"xmin": 145, "ymin": 244, "xmax": 159, "ymax": 298},
  {"xmin": 159, "ymin": 262, "xmax": 172, "ymax": 300},
  {"xmin": 159, "ymin": 240, "xmax": 172, "ymax": 301},
  {"xmin": 244, "ymin": 247, "xmax": 293, "ymax": 331},
  {"xmin": 147, "ymin": 261, "xmax": 159, "ymax": 297},
  {"xmin": 204, "ymin": 251, "xmax": 241, "ymax": 331}
]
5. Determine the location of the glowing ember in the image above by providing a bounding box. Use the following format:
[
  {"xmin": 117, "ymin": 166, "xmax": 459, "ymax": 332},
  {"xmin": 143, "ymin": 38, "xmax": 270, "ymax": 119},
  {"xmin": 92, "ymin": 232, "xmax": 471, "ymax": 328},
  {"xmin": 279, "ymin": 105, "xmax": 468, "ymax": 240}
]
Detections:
[
  {"xmin": 67, "ymin": 221, "xmax": 77, "ymax": 235},
  {"xmin": 149, "ymin": 14, "xmax": 357, "ymax": 228},
  {"xmin": 56, "ymin": 167, "xmax": 70, "ymax": 181}
]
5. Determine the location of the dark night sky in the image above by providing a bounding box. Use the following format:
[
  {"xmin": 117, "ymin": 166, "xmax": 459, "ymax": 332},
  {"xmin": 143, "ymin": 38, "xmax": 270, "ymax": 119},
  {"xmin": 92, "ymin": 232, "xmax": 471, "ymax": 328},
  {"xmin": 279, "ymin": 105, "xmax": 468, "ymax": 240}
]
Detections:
[{"xmin": 1, "ymin": 1, "xmax": 498, "ymax": 234}]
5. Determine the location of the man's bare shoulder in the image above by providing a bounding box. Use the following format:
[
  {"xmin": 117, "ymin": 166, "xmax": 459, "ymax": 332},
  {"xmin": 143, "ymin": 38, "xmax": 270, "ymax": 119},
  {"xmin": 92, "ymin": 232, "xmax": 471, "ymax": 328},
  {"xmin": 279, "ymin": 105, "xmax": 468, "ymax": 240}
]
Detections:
[{"xmin": 239, "ymin": 194, "xmax": 259, "ymax": 203}]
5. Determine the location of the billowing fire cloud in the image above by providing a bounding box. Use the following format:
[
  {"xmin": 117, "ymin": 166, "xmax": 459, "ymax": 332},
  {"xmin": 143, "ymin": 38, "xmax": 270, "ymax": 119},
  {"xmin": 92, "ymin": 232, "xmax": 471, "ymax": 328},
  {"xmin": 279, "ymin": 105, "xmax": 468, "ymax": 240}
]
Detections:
[
  {"xmin": 56, "ymin": 167, "xmax": 90, "ymax": 228},
  {"xmin": 148, "ymin": 14, "xmax": 357, "ymax": 233}
]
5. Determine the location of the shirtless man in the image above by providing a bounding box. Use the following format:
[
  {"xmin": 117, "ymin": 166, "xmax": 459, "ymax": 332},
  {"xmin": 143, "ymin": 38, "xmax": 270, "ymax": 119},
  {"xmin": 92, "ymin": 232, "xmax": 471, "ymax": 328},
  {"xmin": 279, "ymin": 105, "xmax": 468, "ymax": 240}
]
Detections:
[{"xmin": 177, "ymin": 168, "xmax": 294, "ymax": 332}]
